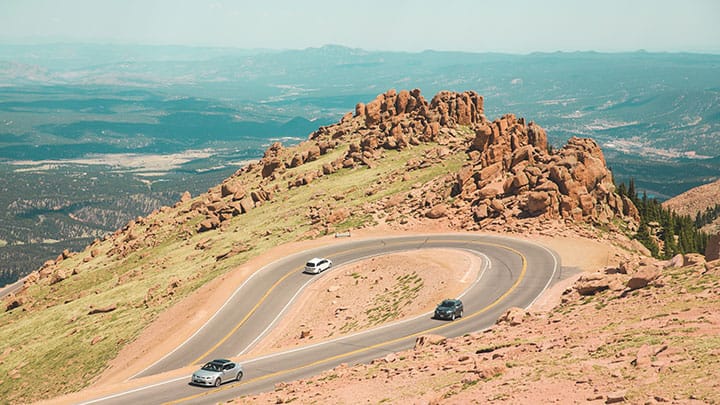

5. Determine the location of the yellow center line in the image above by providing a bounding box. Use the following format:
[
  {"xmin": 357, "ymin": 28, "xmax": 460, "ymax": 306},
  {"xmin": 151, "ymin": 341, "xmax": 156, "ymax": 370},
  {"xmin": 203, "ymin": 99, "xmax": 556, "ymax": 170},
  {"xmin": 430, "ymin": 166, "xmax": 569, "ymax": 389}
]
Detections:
[
  {"xmin": 189, "ymin": 267, "xmax": 297, "ymax": 365},
  {"xmin": 165, "ymin": 240, "xmax": 528, "ymax": 405},
  {"xmin": 188, "ymin": 239, "xmax": 422, "ymax": 365}
]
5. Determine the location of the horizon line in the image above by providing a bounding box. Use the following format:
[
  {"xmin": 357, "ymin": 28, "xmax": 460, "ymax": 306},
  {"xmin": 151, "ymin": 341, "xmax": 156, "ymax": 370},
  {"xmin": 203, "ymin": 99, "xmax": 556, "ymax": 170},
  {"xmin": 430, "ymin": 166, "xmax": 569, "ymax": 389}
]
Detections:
[{"xmin": 1, "ymin": 41, "xmax": 719, "ymax": 57}]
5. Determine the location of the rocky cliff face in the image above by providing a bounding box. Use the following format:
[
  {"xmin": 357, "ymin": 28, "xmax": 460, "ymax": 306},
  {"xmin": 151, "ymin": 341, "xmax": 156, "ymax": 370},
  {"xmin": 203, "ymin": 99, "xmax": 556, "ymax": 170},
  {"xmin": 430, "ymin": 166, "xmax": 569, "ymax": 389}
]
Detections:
[
  {"xmin": 294, "ymin": 88, "xmax": 639, "ymax": 231},
  {"xmin": 457, "ymin": 115, "xmax": 639, "ymax": 227}
]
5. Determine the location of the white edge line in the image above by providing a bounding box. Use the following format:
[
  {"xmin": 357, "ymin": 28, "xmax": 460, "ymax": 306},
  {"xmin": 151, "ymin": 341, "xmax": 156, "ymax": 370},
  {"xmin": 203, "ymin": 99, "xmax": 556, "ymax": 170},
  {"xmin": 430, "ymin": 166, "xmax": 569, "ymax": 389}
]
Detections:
[
  {"xmin": 130, "ymin": 238, "xmax": 376, "ymax": 378},
  {"xmin": 79, "ymin": 234, "xmax": 566, "ymax": 403},
  {"xmin": 77, "ymin": 375, "xmax": 190, "ymax": 405},
  {"xmin": 524, "ymin": 242, "xmax": 561, "ymax": 309},
  {"xmin": 128, "ymin": 234, "xmax": 554, "ymax": 379},
  {"xmin": 237, "ymin": 276, "xmax": 316, "ymax": 356},
  {"xmin": 130, "ymin": 237, "xmax": 390, "ymax": 378},
  {"xmin": 130, "ymin": 253, "xmax": 288, "ymax": 379}
]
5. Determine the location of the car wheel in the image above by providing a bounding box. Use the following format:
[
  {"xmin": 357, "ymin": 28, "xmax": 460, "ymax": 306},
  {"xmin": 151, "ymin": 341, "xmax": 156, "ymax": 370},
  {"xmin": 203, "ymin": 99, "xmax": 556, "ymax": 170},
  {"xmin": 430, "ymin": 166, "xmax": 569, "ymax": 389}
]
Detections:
[
  {"xmin": 236, "ymin": 371, "xmax": 243, "ymax": 381},
  {"xmin": 460, "ymin": 310, "xmax": 463, "ymax": 318},
  {"xmin": 451, "ymin": 313, "xmax": 456, "ymax": 321},
  {"xmin": 214, "ymin": 378, "xmax": 221, "ymax": 387}
]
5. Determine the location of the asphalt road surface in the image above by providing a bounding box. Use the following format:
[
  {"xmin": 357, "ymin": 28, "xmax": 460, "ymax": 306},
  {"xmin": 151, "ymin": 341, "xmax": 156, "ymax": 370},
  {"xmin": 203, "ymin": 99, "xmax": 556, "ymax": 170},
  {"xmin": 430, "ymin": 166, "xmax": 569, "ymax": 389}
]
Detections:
[
  {"xmin": 0, "ymin": 277, "xmax": 24, "ymax": 300},
  {"xmin": 79, "ymin": 233, "xmax": 562, "ymax": 405}
]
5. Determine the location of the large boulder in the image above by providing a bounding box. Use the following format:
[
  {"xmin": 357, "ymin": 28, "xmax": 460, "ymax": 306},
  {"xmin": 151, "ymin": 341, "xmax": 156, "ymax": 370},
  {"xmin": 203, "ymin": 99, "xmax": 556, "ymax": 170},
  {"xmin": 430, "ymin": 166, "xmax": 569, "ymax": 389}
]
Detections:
[
  {"xmin": 414, "ymin": 334, "xmax": 447, "ymax": 349},
  {"xmin": 221, "ymin": 181, "xmax": 243, "ymax": 197},
  {"xmin": 261, "ymin": 157, "xmax": 285, "ymax": 179},
  {"xmin": 426, "ymin": 204, "xmax": 448, "ymax": 219},
  {"xmin": 197, "ymin": 216, "xmax": 221, "ymax": 232},
  {"xmin": 525, "ymin": 191, "xmax": 552, "ymax": 216},
  {"xmin": 496, "ymin": 307, "xmax": 527, "ymax": 326},
  {"xmin": 626, "ymin": 265, "xmax": 660, "ymax": 290},
  {"xmin": 575, "ymin": 272, "xmax": 613, "ymax": 295}
]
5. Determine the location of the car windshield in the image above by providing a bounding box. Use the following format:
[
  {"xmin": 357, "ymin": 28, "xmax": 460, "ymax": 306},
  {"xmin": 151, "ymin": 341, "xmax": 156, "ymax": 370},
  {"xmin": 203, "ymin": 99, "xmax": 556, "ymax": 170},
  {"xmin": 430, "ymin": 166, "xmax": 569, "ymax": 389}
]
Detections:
[
  {"xmin": 439, "ymin": 300, "xmax": 455, "ymax": 308},
  {"xmin": 306, "ymin": 262, "xmax": 316, "ymax": 267},
  {"xmin": 201, "ymin": 362, "xmax": 221, "ymax": 371}
]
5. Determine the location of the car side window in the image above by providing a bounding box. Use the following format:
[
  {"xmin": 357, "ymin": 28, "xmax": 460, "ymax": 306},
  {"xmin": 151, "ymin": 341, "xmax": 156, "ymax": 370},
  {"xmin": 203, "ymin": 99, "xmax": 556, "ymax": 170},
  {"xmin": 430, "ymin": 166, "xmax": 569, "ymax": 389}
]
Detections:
[{"xmin": 224, "ymin": 363, "xmax": 233, "ymax": 370}]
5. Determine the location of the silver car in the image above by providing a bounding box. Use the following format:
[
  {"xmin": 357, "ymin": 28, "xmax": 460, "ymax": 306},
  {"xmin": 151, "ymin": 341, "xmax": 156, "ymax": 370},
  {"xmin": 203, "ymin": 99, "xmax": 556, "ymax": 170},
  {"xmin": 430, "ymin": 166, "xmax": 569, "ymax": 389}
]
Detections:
[
  {"xmin": 303, "ymin": 257, "xmax": 333, "ymax": 274},
  {"xmin": 191, "ymin": 359, "xmax": 243, "ymax": 387}
]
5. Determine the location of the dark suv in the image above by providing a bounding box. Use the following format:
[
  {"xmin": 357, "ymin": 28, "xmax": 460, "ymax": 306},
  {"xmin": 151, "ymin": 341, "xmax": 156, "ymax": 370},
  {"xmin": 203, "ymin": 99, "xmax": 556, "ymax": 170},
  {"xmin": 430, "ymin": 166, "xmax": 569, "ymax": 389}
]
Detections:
[{"xmin": 434, "ymin": 299, "xmax": 463, "ymax": 320}]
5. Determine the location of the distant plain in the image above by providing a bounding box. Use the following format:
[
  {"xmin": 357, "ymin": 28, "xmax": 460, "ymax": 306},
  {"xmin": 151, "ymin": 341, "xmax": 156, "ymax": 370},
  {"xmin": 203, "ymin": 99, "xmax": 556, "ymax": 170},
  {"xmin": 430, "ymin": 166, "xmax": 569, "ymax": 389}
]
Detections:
[{"xmin": 1, "ymin": 44, "xmax": 718, "ymax": 283}]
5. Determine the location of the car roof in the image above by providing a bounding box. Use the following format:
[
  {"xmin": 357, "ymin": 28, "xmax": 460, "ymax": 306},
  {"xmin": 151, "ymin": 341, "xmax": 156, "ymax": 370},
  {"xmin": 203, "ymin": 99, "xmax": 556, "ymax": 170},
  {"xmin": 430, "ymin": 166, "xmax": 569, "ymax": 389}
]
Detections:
[
  {"xmin": 307, "ymin": 257, "xmax": 325, "ymax": 264},
  {"xmin": 441, "ymin": 299, "xmax": 461, "ymax": 304},
  {"xmin": 209, "ymin": 359, "xmax": 232, "ymax": 365}
]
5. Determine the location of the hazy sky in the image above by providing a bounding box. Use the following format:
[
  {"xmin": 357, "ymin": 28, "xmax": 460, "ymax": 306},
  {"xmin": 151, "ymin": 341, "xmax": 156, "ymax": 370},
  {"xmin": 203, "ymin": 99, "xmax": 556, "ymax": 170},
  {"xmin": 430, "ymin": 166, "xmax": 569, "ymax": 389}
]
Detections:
[{"xmin": 1, "ymin": 0, "xmax": 719, "ymax": 53}]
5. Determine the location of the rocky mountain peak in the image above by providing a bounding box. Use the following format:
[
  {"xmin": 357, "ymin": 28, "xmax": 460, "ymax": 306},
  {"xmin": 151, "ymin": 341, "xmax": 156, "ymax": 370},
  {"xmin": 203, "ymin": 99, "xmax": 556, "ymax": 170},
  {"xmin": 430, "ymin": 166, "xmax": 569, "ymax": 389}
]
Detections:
[
  {"xmin": 256, "ymin": 89, "xmax": 639, "ymax": 233},
  {"xmin": 434, "ymin": 110, "xmax": 639, "ymax": 230},
  {"xmin": 306, "ymin": 89, "xmax": 636, "ymax": 231},
  {"xmin": 354, "ymin": 88, "xmax": 485, "ymax": 129}
]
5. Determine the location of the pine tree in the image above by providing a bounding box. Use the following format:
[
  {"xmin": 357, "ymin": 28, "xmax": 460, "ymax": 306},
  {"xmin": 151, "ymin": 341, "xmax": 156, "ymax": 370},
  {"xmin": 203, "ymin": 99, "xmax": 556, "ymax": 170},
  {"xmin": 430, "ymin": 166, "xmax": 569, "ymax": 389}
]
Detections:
[
  {"xmin": 617, "ymin": 182, "xmax": 627, "ymax": 198},
  {"xmin": 614, "ymin": 179, "xmax": 710, "ymax": 259}
]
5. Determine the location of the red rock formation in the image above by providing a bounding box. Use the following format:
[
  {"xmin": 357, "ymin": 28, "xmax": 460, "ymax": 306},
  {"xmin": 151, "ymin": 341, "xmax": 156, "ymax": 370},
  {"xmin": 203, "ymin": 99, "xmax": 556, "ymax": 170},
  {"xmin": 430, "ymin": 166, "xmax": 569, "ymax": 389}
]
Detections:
[
  {"xmin": 455, "ymin": 113, "xmax": 636, "ymax": 227},
  {"xmin": 309, "ymin": 88, "xmax": 486, "ymax": 167},
  {"xmin": 299, "ymin": 90, "xmax": 639, "ymax": 231}
]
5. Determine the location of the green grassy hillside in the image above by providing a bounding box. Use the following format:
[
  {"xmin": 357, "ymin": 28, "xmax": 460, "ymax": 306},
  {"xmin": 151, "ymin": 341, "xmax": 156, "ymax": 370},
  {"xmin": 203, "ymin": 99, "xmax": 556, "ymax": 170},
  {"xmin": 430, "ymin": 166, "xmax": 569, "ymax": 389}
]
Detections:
[{"xmin": 0, "ymin": 129, "xmax": 466, "ymax": 403}]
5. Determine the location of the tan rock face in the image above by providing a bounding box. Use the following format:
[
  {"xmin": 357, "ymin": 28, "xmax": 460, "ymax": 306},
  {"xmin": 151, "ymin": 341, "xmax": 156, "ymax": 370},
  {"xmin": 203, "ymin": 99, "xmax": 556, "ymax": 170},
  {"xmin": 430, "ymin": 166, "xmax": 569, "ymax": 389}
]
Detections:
[
  {"xmin": 706, "ymin": 233, "xmax": 720, "ymax": 261},
  {"xmin": 497, "ymin": 307, "xmax": 528, "ymax": 326},
  {"xmin": 310, "ymin": 89, "xmax": 485, "ymax": 168},
  {"xmin": 626, "ymin": 265, "xmax": 660, "ymax": 290},
  {"xmin": 452, "ymin": 115, "xmax": 636, "ymax": 227},
  {"xmin": 301, "ymin": 88, "xmax": 636, "ymax": 233}
]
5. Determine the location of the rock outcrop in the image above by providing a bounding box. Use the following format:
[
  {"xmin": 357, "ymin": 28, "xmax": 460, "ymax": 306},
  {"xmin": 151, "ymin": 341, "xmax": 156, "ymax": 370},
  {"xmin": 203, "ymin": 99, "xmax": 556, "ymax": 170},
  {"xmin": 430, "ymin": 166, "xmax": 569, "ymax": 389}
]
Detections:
[
  {"xmin": 452, "ymin": 116, "xmax": 637, "ymax": 226},
  {"xmin": 309, "ymin": 89, "xmax": 484, "ymax": 168},
  {"xmin": 305, "ymin": 89, "xmax": 638, "ymax": 231},
  {"xmin": 301, "ymin": 89, "xmax": 638, "ymax": 231}
]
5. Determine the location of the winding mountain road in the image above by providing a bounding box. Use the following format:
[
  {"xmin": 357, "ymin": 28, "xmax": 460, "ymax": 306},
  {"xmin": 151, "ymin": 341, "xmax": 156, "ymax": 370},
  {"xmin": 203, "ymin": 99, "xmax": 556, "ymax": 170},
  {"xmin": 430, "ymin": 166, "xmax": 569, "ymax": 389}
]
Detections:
[{"xmin": 79, "ymin": 233, "xmax": 561, "ymax": 405}]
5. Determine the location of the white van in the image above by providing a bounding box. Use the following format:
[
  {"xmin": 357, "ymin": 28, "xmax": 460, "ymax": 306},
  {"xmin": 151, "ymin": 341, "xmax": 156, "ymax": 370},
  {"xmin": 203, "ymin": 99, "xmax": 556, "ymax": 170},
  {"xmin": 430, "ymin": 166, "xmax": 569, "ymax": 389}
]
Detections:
[{"xmin": 303, "ymin": 257, "xmax": 333, "ymax": 274}]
